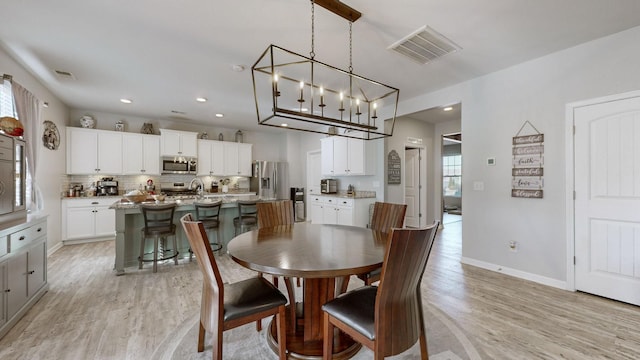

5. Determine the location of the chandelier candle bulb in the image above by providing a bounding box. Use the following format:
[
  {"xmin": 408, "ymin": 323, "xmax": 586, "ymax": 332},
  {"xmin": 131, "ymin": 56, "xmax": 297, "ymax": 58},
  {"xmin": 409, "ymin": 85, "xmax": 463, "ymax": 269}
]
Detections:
[
  {"xmin": 319, "ymin": 87, "xmax": 325, "ymax": 107},
  {"xmin": 298, "ymin": 81, "xmax": 305, "ymax": 103},
  {"xmin": 273, "ymin": 74, "xmax": 280, "ymax": 97},
  {"xmin": 372, "ymin": 102, "xmax": 378, "ymax": 119},
  {"xmin": 356, "ymin": 99, "xmax": 361, "ymax": 115}
]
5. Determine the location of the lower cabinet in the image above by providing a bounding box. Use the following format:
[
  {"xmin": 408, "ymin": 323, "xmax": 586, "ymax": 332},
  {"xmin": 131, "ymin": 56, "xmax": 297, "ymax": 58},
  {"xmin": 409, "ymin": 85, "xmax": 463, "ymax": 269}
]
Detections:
[
  {"xmin": 62, "ymin": 198, "xmax": 116, "ymax": 242},
  {"xmin": 0, "ymin": 216, "xmax": 48, "ymax": 339},
  {"xmin": 310, "ymin": 195, "xmax": 374, "ymax": 228}
]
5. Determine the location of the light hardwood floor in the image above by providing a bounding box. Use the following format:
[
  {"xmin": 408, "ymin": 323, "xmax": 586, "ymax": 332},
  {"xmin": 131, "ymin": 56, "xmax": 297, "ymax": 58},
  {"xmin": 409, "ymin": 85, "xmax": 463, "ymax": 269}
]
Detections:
[{"xmin": 1, "ymin": 219, "xmax": 639, "ymax": 359}]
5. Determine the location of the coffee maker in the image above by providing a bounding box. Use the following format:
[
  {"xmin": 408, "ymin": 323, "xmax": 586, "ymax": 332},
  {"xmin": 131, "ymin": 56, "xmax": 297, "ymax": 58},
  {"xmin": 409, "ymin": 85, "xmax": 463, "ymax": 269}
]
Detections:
[{"xmin": 97, "ymin": 178, "xmax": 118, "ymax": 196}]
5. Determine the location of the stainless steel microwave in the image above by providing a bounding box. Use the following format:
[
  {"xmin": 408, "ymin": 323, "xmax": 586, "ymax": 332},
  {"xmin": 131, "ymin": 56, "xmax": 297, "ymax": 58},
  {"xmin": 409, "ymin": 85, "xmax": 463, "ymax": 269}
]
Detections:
[
  {"xmin": 161, "ymin": 157, "xmax": 197, "ymax": 174},
  {"xmin": 320, "ymin": 179, "xmax": 337, "ymax": 194}
]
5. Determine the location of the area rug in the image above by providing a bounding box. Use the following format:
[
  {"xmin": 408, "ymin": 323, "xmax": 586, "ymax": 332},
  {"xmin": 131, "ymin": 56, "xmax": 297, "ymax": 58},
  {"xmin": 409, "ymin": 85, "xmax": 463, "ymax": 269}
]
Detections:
[{"xmin": 151, "ymin": 256, "xmax": 485, "ymax": 360}]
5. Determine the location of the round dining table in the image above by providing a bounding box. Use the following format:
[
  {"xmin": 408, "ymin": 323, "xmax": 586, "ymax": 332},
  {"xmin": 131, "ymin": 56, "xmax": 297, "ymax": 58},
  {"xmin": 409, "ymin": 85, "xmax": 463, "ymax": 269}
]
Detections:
[{"xmin": 227, "ymin": 222, "xmax": 388, "ymax": 360}]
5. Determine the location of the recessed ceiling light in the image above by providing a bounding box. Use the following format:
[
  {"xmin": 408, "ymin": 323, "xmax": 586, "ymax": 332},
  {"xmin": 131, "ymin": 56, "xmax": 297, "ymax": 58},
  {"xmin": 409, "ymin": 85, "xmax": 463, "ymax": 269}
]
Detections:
[
  {"xmin": 232, "ymin": 65, "xmax": 245, "ymax": 72},
  {"xmin": 120, "ymin": 98, "xmax": 132, "ymax": 104},
  {"xmin": 215, "ymin": 113, "xmax": 224, "ymax": 118},
  {"xmin": 196, "ymin": 97, "xmax": 207, "ymax": 103},
  {"xmin": 281, "ymin": 123, "xmax": 288, "ymax": 127},
  {"xmin": 443, "ymin": 106, "xmax": 453, "ymax": 111},
  {"xmin": 42, "ymin": 102, "xmax": 49, "ymax": 108}
]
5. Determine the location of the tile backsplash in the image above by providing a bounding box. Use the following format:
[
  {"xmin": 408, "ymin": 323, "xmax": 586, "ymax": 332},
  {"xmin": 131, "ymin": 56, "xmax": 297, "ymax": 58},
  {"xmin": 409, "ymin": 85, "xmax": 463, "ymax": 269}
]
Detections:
[{"xmin": 62, "ymin": 174, "xmax": 251, "ymax": 196}]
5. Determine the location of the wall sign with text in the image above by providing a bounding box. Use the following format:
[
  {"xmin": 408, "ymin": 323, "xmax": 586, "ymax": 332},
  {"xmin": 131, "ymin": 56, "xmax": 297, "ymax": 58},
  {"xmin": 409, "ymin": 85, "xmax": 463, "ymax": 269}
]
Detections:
[
  {"xmin": 387, "ymin": 150, "xmax": 401, "ymax": 185},
  {"xmin": 512, "ymin": 121, "xmax": 544, "ymax": 199}
]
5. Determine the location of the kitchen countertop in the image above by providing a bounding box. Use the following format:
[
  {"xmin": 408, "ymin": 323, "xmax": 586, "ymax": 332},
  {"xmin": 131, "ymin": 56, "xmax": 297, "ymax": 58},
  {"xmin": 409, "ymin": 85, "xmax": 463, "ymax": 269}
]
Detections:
[
  {"xmin": 312, "ymin": 190, "xmax": 376, "ymax": 199},
  {"xmin": 109, "ymin": 194, "xmax": 260, "ymax": 210},
  {"xmin": 62, "ymin": 191, "xmax": 256, "ymax": 200}
]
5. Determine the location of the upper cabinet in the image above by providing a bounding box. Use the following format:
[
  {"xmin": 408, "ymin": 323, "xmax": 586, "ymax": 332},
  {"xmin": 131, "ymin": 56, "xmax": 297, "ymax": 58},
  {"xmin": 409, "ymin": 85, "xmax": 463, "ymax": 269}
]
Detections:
[
  {"xmin": 122, "ymin": 133, "xmax": 160, "ymax": 175},
  {"xmin": 223, "ymin": 142, "xmax": 253, "ymax": 176},
  {"xmin": 320, "ymin": 137, "xmax": 376, "ymax": 176},
  {"xmin": 160, "ymin": 129, "xmax": 198, "ymax": 157},
  {"xmin": 197, "ymin": 139, "xmax": 225, "ymax": 176},
  {"xmin": 66, "ymin": 127, "xmax": 123, "ymax": 175}
]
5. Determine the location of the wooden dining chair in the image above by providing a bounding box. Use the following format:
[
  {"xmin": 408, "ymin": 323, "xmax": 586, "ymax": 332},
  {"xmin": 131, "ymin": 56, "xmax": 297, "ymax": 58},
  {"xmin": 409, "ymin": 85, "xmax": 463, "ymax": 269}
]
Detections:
[
  {"xmin": 360, "ymin": 202, "xmax": 407, "ymax": 284},
  {"xmin": 339, "ymin": 202, "xmax": 407, "ymax": 293},
  {"xmin": 180, "ymin": 213, "xmax": 288, "ymax": 360},
  {"xmin": 322, "ymin": 221, "xmax": 439, "ymax": 360},
  {"xmin": 256, "ymin": 200, "xmax": 298, "ymax": 327}
]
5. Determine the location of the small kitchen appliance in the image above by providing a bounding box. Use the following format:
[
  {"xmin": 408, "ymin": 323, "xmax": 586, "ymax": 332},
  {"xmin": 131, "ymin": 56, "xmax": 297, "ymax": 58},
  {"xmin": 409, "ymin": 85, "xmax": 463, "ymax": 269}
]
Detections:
[
  {"xmin": 320, "ymin": 179, "xmax": 337, "ymax": 194},
  {"xmin": 161, "ymin": 157, "xmax": 197, "ymax": 174},
  {"xmin": 97, "ymin": 179, "xmax": 118, "ymax": 196}
]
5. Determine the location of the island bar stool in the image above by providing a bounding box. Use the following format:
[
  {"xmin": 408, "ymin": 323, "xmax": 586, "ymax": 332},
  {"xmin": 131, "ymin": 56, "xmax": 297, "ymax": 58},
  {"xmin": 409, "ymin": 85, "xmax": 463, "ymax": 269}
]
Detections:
[
  {"xmin": 138, "ymin": 203, "xmax": 179, "ymax": 273},
  {"xmin": 190, "ymin": 200, "xmax": 224, "ymax": 261},
  {"xmin": 233, "ymin": 199, "xmax": 258, "ymax": 236}
]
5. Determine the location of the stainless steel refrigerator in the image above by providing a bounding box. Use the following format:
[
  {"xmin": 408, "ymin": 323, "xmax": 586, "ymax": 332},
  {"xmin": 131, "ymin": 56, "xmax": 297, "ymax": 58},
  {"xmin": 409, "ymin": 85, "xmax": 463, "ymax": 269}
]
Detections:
[{"xmin": 250, "ymin": 161, "xmax": 289, "ymax": 200}]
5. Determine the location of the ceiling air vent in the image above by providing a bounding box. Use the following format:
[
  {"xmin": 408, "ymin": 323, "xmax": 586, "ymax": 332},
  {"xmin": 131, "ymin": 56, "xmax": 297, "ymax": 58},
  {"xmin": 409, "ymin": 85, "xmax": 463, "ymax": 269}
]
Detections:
[
  {"xmin": 388, "ymin": 26, "xmax": 461, "ymax": 65},
  {"xmin": 54, "ymin": 69, "xmax": 76, "ymax": 80}
]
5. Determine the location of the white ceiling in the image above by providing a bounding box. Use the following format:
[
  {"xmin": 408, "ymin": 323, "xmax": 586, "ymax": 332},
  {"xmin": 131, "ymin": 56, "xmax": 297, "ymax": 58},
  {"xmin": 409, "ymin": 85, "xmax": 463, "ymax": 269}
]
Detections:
[{"xmin": 2, "ymin": 0, "xmax": 640, "ymax": 129}]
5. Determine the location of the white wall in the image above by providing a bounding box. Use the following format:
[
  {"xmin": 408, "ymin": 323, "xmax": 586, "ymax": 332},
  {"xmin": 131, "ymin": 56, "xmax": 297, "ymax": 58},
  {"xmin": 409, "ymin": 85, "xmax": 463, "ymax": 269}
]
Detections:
[
  {"xmin": 396, "ymin": 25, "xmax": 640, "ymax": 286},
  {"xmin": 1, "ymin": 47, "xmax": 69, "ymax": 253}
]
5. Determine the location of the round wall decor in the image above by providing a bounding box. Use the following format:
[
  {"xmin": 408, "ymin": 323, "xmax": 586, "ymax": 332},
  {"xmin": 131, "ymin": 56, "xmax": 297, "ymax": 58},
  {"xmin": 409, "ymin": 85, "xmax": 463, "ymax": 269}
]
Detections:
[{"xmin": 42, "ymin": 120, "xmax": 60, "ymax": 150}]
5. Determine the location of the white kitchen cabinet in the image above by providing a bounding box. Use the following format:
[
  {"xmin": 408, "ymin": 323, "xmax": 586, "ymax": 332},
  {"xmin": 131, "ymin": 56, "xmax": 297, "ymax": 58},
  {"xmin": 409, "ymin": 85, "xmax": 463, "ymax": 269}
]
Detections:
[
  {"xmin": 223, "ymin": 142, "xmax": 253, "ymax": 176},
  {"xmin": 310, "ymin": 195, "xmax": 374, "ymax": 228},
  {"xmin": 197, "ymin": 139, "xmax": 225, "ymax": 176},
  {"xmin": 310, "ymin": 196, "xmax": 324, "ymax": 224},
  {"xmin": 1, "ymin": 217, "xmax": 48, "ymax": 340},
  {"xmin": 66, "ymin": 127, "xmax": 123, "ymax": 175},
  {"xmin": 160, "ymin": 129, "xmax": 198, "ymax": 157},
  {"xmin": 320, "ymin": 137, "xmax": 375, "ymax": 176},
  {"xmin": 62, "ymin": 198, "xmax": 116, "ymax": 242},
  {"xmin": 122, "ymin": 133, "xmax": 160, "ymax": 175}
]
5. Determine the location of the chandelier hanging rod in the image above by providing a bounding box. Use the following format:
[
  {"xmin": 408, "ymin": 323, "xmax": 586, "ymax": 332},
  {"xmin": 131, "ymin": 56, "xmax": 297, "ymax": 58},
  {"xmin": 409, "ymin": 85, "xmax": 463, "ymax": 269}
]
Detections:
[{"xmin": 313, "ymin": 0, "xmax": 361, "ymax": 22}]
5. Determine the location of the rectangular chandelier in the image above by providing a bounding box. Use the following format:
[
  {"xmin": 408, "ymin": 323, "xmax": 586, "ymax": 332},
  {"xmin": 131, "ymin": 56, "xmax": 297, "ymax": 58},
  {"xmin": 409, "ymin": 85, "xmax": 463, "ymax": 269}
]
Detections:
[{"xmin": 251, "ymin": 44, "xmax": 399, "ymax": 140}]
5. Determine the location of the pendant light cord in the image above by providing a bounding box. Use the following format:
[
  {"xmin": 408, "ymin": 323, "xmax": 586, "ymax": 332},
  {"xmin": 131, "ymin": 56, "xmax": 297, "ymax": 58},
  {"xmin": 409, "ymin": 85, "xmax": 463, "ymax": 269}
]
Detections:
[
  {"xmin": 349, "ymin": 21, "xmax": 353, "ymax": 73},
  {"xmin": 310, "ymin": 0, "xmax": 315, "ymax": 60}
]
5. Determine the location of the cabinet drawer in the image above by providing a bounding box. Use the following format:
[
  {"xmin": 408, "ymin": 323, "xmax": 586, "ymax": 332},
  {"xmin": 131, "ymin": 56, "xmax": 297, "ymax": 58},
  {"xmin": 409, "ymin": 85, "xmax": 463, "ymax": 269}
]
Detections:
[
  {"xmin": 9, "ymin": 223, "xmax": 46, "ymax": 252},
  {"xmin": 0, "ymin": 147, "xmax": 12, "ymax": 161},
  {"xmin": 335, "ymin": 198, "xmax": 354, "ymax": 207},
  {"xmin": 0, "ymin": 235, "xmax": 7, "ymax": 258},
  {"xmin": 65, "ymin": 198, "xmax": 115, "ymax": 207}
]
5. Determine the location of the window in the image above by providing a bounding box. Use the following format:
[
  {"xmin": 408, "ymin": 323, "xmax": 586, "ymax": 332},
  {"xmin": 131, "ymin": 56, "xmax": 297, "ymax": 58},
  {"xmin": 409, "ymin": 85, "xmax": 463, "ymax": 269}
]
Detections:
[
  {"xmin": 1, "ymin": 78, "xmax": 33, "ymax": 210},
  {"xmin": 0, "ymin": 78, "xmax": 15, "ymax": 117},
  {"xmin": 443, "ymin": 154, "xmax": 462, "ymax": 197}
]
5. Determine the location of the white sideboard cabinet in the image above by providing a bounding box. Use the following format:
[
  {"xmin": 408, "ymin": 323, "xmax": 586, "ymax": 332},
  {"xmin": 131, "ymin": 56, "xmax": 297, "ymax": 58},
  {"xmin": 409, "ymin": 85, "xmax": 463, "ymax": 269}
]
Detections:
[
  {"xmin": 309, "ymin": 195, "xmax": 374, "ymax": 228},
  {"xmin": 0, "ymin": 216, "xmax": 48, "ymax": 339}
]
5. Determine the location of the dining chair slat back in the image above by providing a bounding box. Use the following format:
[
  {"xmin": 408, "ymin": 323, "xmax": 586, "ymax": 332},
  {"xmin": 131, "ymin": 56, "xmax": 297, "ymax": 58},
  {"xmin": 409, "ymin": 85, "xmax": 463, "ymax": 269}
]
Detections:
[
  {"xmin": 180, "ymin": 213, "xmax": 287, "ymax": 360},
  {"xmin": 322, "ymin": 221, "xmax": 439, "ymax": 359},
  {"xmin": 257, "ymin": 200, "xmax": 294, "ymax": 228},
  {"xmin": 356, "ymin": 201, "xmax": 407, "ymax": 286}
]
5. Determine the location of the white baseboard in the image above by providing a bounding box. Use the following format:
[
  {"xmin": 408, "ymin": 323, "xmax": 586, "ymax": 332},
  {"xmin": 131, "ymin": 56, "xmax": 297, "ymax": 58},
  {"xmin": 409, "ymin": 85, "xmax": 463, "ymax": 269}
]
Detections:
[
  {"xmin": 63, "ymin": 237, "xmax": 115, "ymax": 246},
  {"xmin": 460, "ymin": 256, "xmax": 567, "ymax": 290},
  {"xmin": 47, "ymin": 242, "xmax": 63, "ymax": 256}
]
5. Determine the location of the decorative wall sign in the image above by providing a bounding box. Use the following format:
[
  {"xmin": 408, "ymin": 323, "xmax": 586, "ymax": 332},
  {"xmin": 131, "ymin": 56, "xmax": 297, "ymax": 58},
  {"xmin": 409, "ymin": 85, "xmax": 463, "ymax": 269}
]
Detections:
[
  {"xmin": 387, "ymin": 150, "xmax": 401, "ymax": 184},
  {"xmin": 42, "ymin": 120, "xmax": 60, "ymax": 150},
  {"xmin": 512, "ymin": 121, "xmax": 543, "ymax": 198}
]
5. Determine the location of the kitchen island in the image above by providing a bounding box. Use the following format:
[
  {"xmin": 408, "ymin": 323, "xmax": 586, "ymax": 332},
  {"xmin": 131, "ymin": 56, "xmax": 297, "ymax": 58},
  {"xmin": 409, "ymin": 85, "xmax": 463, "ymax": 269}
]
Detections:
[{"xmin": 110, "ymin": 194, "xmax": 258, "ymax": 275}]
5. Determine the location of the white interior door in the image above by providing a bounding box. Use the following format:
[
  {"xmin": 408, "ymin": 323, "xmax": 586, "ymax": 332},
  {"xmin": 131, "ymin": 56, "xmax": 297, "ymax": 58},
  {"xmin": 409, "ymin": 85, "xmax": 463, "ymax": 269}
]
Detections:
[
  {"xmin": 405, "ymin": 149, "xmax": 420, "ymax": 227},
  {"xmin": 574, "ymin": 94, "xmax": 640, "ymax": 305}
]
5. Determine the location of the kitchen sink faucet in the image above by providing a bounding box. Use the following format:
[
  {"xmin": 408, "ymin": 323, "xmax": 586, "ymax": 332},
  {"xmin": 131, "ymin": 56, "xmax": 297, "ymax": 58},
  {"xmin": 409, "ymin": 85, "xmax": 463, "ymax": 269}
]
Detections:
[{"xmin": 189, "ymin": 177, "xmax": 205, "ymax": 198}]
